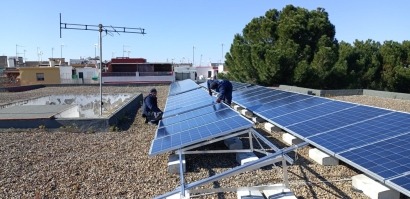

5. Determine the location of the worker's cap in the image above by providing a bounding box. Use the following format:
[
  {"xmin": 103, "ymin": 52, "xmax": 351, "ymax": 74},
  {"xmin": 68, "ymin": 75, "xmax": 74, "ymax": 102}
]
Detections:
[
  {"xmin": 210, "ymin": 82, "xmax": 218, "ymax": 89},
  {"xmin": 150, "ymin": 88, "xmax": 157, "ymax": 93}
]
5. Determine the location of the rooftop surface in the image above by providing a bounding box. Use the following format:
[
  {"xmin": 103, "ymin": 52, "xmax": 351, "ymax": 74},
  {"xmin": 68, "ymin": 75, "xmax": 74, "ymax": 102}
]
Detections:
[
  {"xmin": 0, "ymin": 105, "xmax": 73, "ymax": 119},
  {"xmin": 0, "ymin": 85, "xmax": 409, "ymax": 198}
]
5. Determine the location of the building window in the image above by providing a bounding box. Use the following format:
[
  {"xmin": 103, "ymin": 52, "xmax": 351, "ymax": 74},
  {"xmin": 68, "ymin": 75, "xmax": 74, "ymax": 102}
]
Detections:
[
  {"xmin": 36, "ymin": 73, "xmax": 45, "ymax": 81},
  {"xmin": 208, "ymin": 71, "xmax": 212, "ymax": 78}
]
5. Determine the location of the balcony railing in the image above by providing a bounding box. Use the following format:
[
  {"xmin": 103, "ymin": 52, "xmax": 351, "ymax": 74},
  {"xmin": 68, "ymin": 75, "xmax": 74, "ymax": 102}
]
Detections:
[
  {"xmin": 139, "ymin": 71, "xmax": 173, "ymax": 76},
  {"xmin": 102, "ymin": 72, "xmax": 136, "ymax": 77}
]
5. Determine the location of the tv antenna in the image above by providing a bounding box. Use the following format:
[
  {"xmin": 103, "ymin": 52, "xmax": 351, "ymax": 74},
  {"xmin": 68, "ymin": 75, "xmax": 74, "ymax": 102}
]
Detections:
[{"xmin": 59, "ymin": 13, "xmax": 146, "ymax": 116}]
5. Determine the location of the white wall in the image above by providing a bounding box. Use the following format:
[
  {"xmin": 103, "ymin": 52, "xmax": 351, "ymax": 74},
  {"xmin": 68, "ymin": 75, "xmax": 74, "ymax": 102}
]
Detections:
[
  {"xmin": 76, "ymin": 67, "xmax": 98, "ymax": 79},
  {"xmin": 196, "ymin": 67, "xmax": 216, "ymax": 79},
  {"xmin": 102, "ymin": 72, "xmax": 175, "ymax": 83},
  {"xmin": 60, "ymin": 66, "xmax": 73, "ymax": 79}
]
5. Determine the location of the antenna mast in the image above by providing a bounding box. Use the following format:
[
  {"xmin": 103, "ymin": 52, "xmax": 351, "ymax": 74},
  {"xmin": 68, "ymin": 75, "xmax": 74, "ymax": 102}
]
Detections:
[{"xmin": 59, "ymin": 13, "xmax": 146, "ymax": 116}]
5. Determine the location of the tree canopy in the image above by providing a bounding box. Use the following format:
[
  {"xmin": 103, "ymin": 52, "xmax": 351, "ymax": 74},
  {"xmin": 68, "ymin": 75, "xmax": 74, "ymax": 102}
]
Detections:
[{"xmin": 224, "ymin": 5, "xmax": 410, "ymax": 93}]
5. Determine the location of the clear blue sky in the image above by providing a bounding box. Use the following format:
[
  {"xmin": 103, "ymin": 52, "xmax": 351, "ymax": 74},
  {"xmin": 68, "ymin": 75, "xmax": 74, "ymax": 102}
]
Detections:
[{"xmin": 1, "ymin": 0, "xmax": 409, "ymax": 65}]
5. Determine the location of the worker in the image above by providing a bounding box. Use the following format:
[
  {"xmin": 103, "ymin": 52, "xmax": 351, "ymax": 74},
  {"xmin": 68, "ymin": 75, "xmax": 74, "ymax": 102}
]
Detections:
[
  {"xmin": 142, "ymin": 88, "xmax": 163, "ymax": 124},
  {"xmin": 209, "ymin": 79, "xmax": 233, "ymax": 105},
  {"xmin": 207, "ymin": 75, "xmax": 218, "ymax": 96}
]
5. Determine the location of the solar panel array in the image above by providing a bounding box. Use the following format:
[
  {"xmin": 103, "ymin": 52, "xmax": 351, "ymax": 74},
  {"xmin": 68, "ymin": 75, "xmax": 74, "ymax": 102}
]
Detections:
[
  {"xmin": 232, "ymin": 86, "xmax": 410, "ymax": 196},
  {"xmin": 169, "ymin": 79, "xmax": 200, "ymax": 96},
  {"xmin": 149, "ymin": 80, "xmax": 253, "ymax": 156}
]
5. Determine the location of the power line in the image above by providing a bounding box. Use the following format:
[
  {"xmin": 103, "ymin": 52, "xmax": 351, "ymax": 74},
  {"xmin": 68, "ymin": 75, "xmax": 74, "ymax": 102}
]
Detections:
[{"xmin": 59, "ymin": 13, "xmax": 146, "ymax": 116}]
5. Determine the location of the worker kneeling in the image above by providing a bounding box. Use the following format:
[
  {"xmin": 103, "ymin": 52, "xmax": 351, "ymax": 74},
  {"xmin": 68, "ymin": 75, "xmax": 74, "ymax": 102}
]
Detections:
[{"xmin": 142, "ymin": 88, "xmax": 163, "ymax": 125}]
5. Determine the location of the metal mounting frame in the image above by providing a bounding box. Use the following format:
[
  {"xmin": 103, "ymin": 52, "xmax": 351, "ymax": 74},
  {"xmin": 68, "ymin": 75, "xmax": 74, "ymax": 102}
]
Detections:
[{"xmin": 155, "ymin": 142, "xmax": 309, "ymax": 199}]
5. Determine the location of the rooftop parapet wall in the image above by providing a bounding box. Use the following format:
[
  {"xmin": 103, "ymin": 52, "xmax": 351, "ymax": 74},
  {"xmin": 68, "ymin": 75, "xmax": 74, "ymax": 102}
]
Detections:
[{"xmin": 278, "ymin": 85, "xmax": 410, "ymax": 100}]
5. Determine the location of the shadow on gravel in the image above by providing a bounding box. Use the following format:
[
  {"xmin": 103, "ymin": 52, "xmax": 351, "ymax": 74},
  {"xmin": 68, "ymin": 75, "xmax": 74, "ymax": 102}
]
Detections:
[{"xmin": 186, "ymin": 141, "xmax": 238, "ymax": 173}]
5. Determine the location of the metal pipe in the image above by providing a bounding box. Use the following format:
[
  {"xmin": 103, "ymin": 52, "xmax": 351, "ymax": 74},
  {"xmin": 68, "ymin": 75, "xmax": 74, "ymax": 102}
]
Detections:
[
  {"xmin": 178, "ymin": 150, "xmax": 185, "ymax": 197},
  {"xmin": 282, "ymin": 158, "xmax": 290, "ymax": 188},
  {"xmin": 99, "ymin": 24, "xmax": 103, "ymax": 116}
]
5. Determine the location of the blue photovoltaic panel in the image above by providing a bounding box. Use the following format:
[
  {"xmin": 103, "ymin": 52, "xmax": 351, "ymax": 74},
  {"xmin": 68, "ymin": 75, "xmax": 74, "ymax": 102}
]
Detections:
[
  {"xmin": 285, "ymin": 105, "xmax": 392, "ymax": 138},
  {"xmin": 257, "ymin": 97, "xmax": 331, "ymax": 119},
  {"xmin": 163, "ymin": 99, "xmax": 215, "ymax": 118},
  {"xmin": 199, "ymin": 82, "xmax": 207, "ymax": 88},
  {"xmin": 165, "ymin": 90, "xmax": 212, "ymax": 112},
  {"xmin": 388, "ymin": 174, "xmax": 410, "ymax": 197},
  {"xmin": 245, "ymin": 93, "xmax": 311, "ymax": 112},
  {"xmin": 264, "ymin": 100, "xmax": 355, "ymax": 127},
  {"xmin": 232, "ymin": 86, "xmax": 267, "ymax": 100},
  {"xmin": 232, "ymin": 85, "xmax": 262, "ymax": 96},
  {"xmin": 156, "ymin": 108, "xmax": 240, "ymax": 138},
  {"xmin": 149, "ymin": 113, "xmax": 253, "ymax": 155},
  {"xmin": 167, "ymin": 89, "xmax": 208, "ymax": 104},
  {"xmin": 159, "ymin": 103, "xmax": 228, "ymax": 127},
  {"xmin": 169, "ymin": 79, "xmax": 200, "ymax": 95},
  {"xmin": 308, "ymin": 112, "xmax": 410, "ymax": 154},
  {"xmin": 336, "ymin": 132, "xmax": 410, "ymax": 181},
  {"xmin": 234, "ymin": 90, "xmax": 287, "ymax": 107},
  {"xmin": 231, "ymin": 81, "xmax": 251, "ymax": 90}
]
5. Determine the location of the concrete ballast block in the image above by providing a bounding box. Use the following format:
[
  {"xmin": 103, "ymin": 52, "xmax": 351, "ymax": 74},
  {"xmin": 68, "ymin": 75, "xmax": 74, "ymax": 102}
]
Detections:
[
  {"xmin": 224, "ymin": 137, "xmax": 243, "ymax": 150},
  {"xmin": 252, "ymin": 116, "xmax": 266, "ymax": 123},
  {"xmin": 262, "ymin": 187, "xmax": 296, "ymax": 199},
  {"xmin": 308, "ymin": 148, "xmax": 339, "ymax": 166},
  {"xmin": 237, "ymin": 190, "xmax": 264, "ymax": 199},
  {"xmin": 240, "ymin": 109, "xmax": 253, "ymax": 117},
  {"xmin": 236, "ymin": 152, "xmax": 259, "ymax": 165},
  {"xmin": 234, "ymin": 105, "xmax": 244, "ymax": 111},
  {"xmin": 282, "ymin": 133, "xmax": 303, "ymax": 145},
  {"xmin": 168, "ymin": 154, "xmax": 186, "ymax": 174},
  {"xmin": 352, "ymin": 174, "xmax": 399, "ymax": 199},
  {"xmin": 264, "ymin": 122, "xmax": 281, "ymax": 132}
]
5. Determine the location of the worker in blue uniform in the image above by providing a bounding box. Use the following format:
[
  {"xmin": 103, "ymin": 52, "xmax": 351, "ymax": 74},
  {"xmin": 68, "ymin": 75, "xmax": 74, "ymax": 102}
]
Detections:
[
  {"xmin": 210, "ymin": 79, "xmax": 233, "ymax": 105},
  {"xmin": 142, "ymin": 88, "xmax": 163, "ymax": 124},
  {"xmin": 207, "ymin": 76, "xmax": 219, "ymax": 96}
]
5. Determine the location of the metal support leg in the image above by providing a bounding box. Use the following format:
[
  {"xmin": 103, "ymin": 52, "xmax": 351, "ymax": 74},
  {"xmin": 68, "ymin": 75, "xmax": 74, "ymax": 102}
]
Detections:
[
  {"xmin": 178, "ymin": 150, "xmax": 185, "ymax": 198},
  {"xmin": 248, "ymin": 130, "xmax": 254, "ymax": 151},
  {"xmin": 282, "ymin": 157, "xmax": 289, "ymax": 188}
]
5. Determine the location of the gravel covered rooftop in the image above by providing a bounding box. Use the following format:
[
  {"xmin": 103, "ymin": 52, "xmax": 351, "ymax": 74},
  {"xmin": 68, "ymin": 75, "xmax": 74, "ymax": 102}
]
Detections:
[{"xmin": 0, "ymin": 85, "xmax": 409, "ymax": 198}]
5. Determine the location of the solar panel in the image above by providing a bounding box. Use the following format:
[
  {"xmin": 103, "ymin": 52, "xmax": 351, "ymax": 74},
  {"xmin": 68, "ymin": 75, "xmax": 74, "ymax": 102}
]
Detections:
[
  {"xmin": 234, "ymin": 90, "xmax": 287, "ymax": 108},
  {"xmin": 257, "ymin": 97, "xmax": 330, "ymax": 118},
  {"xmin": 336, "ymin": 131, "xmax": 410, "ymax": 181},
  {"xmin": 232, "ymin": 86, "xmax": 269, "ymax": 101},
  {"xmin": 263, "ymin": 100, "xmax": 355, "ymax": 127},
  {"xmin": 308, "ymin": 112, "xmax": 410, "ymax": 154},
  {"xmin": 286, "ymin": 105, "xmax": 392, "ymax": 138},
  {"xmin": 244, "ymin": 93, "xmax": 310, "ymax": 112},
  {"xmin": 232, "ymin": 86, "xmax": 263, "ymax": 97},
  {"xmin": 159, "ymin": 103, "xmax": 228, "ymax": 127},
  {"xmin": 169, "ymin": 79, "xmax": 200, "ymax": 96},
  {"xmin": 165, "ymin": 89, "xmax": 212, "ymax": 112},
  {"xmin": 199, "ymin": 82, "xmax": 207, "ymax": 88},
  {"xmin": 149, "ymin": 108, "xmax": 253, "ymax": 155},
  {"xmin": 163, "ymin": 99, "xmax": 215, "ymax": 118},
  {"xmin": 230, "ymin": 81, "xmax": 251, "ymax": 90},
  {"xmin": 388, "ymin": 174, "xmax": 410, "ymax": 197}
]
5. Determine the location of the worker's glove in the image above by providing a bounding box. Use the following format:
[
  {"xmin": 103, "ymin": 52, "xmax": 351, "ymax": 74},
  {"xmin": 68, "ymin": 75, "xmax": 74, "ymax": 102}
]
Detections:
[{"xmin": 216, "ymin": 98, "xmax": 221, "ymax": 103}]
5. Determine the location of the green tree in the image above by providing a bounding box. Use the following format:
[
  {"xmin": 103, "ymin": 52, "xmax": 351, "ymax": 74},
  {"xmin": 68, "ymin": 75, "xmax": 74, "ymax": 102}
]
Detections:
[
  {"xmin": 380, "ymin": 40, "xmax": 406, "ymax": 91},
  {"xmin": 225, "ymin": 5, "xmax": 336, "ymax": 87},
  {"xmin": 310, "ymin": 35, "xmax": 339, "ymax": 88}
]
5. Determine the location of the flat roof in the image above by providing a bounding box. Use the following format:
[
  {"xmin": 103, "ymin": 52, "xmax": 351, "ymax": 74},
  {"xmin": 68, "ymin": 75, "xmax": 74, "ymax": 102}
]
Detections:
[{"xmin": 0, "ymin": 105, "xmax": 74, "ymax": 120}]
